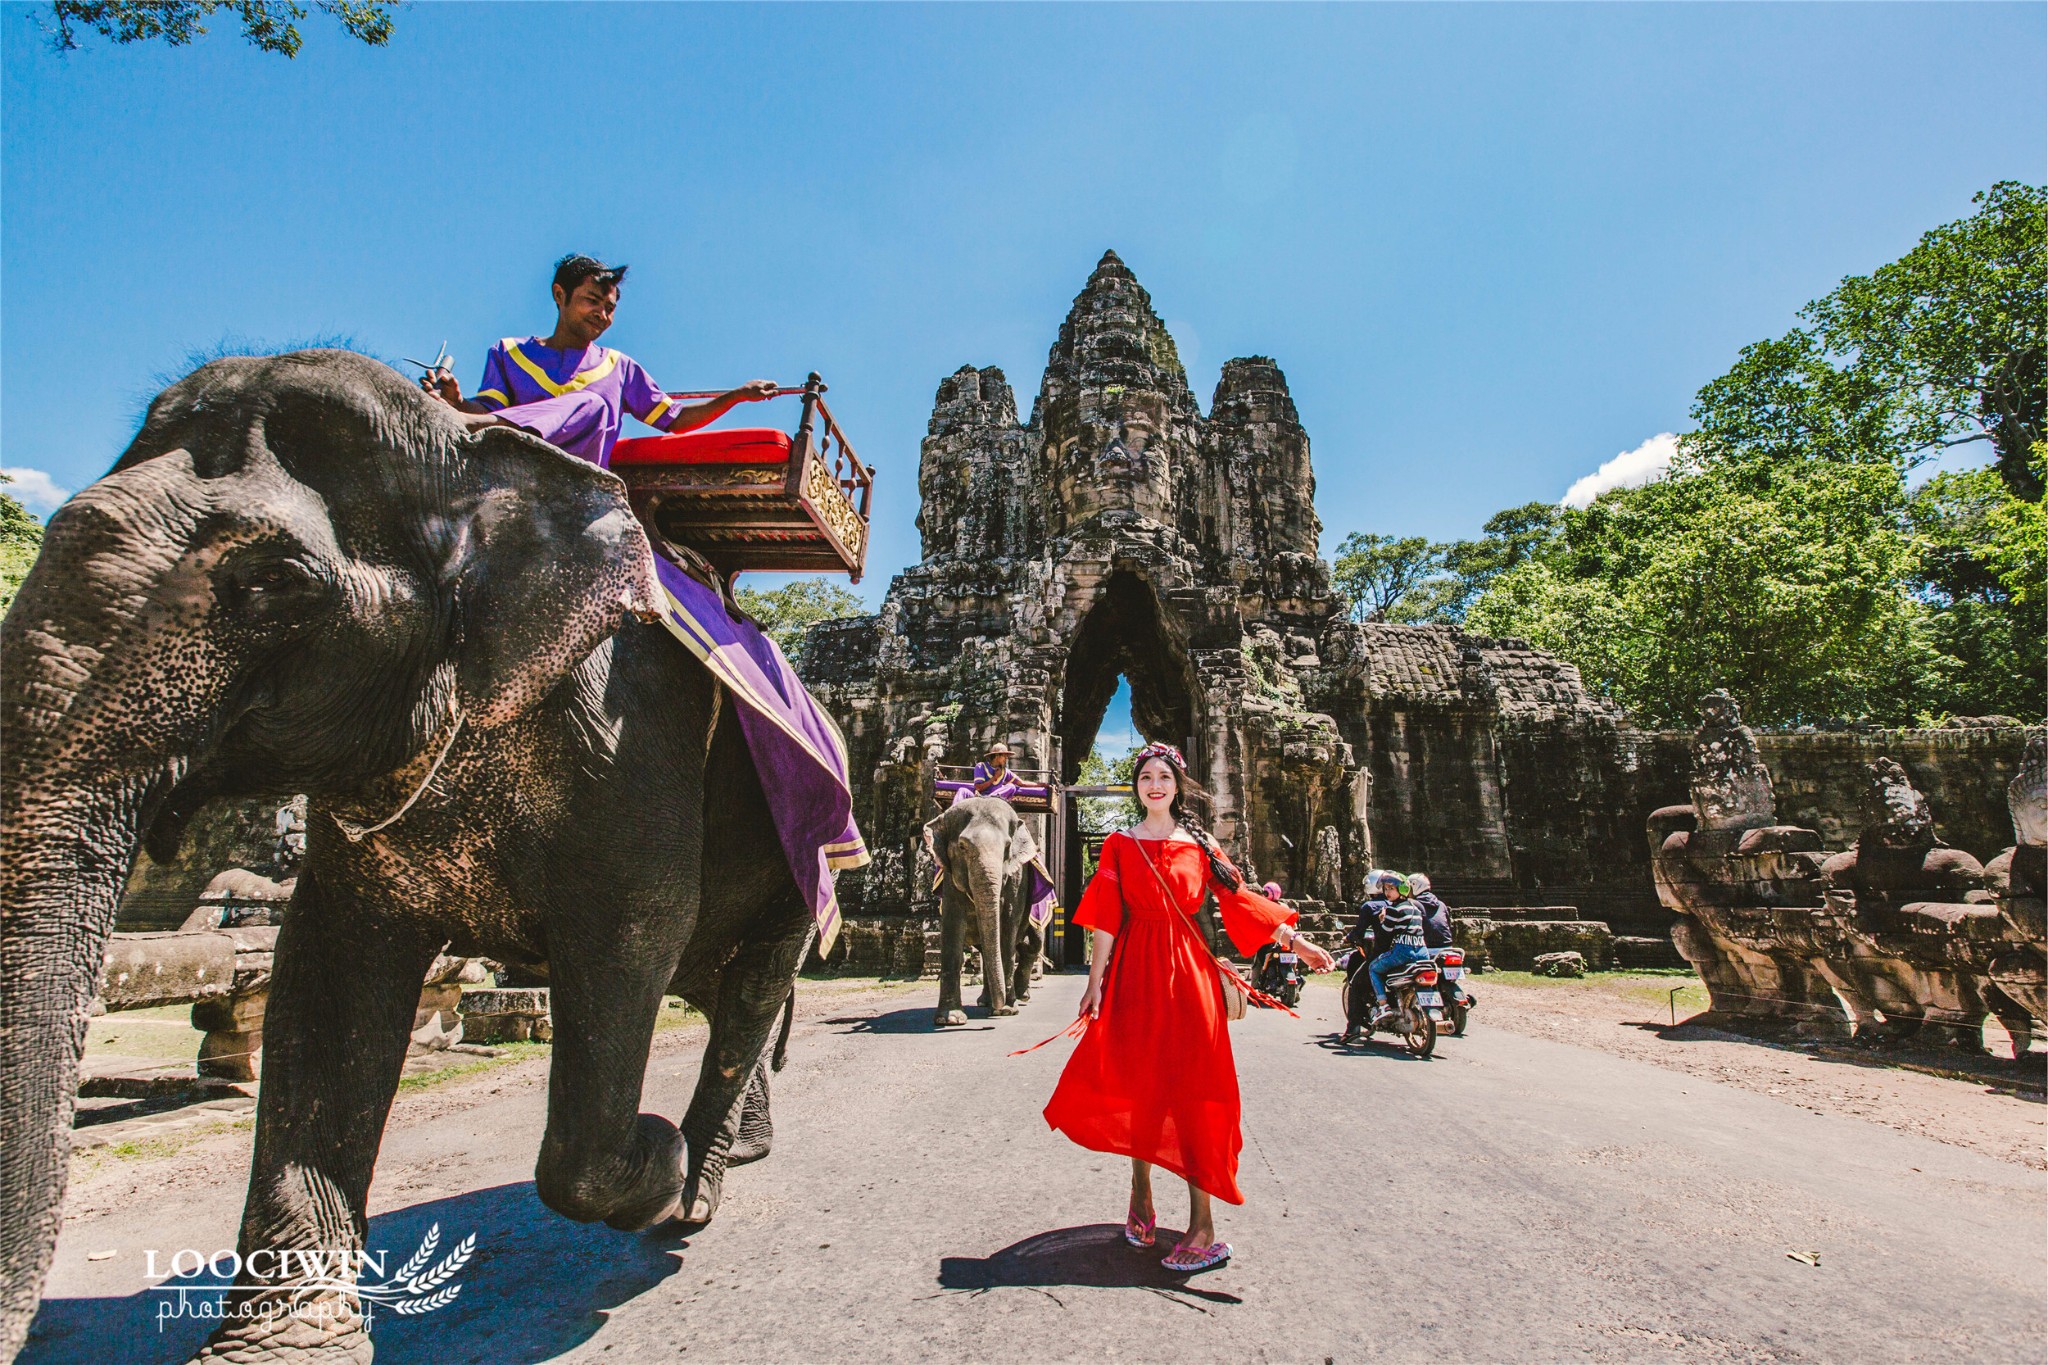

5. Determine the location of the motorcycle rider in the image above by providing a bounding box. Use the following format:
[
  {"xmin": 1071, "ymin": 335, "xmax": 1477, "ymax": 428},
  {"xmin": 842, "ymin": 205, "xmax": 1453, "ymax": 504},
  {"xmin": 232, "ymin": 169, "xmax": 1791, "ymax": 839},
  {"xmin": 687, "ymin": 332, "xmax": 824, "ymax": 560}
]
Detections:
[
  {"xmin": 1365, "ymin": 872, "xmax": 1430, "ymax": 1028},
  {"xmin": 1342, "ymin": 871, "xmax": 1426, "ymax": 1041},
  {"xmin": 1411, "ymin": 872, "xmax": 1473, "ymax": 1013}
]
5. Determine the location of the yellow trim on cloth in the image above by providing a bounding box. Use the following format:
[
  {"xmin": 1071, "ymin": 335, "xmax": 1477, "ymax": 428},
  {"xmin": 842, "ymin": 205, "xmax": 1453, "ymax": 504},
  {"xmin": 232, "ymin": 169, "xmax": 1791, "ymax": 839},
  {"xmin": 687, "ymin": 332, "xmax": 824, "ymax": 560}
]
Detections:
[
  {"xmin": 505, "ymin": 340, "xmax": 620, "ymax": 397},
  {"xmin": 641, "ymin": 395, "xmax": 674, "ymax": 427},
  {"xmin": 657, "ymin": 578, "xmax": 873, "ymax": 951}
]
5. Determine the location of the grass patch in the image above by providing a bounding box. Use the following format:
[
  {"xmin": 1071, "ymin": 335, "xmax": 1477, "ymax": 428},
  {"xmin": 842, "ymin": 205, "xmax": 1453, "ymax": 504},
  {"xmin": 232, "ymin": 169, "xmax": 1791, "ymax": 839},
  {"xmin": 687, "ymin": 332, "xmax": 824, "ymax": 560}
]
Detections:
[
  {"xmin": 396, "ymin": 1040, "xmax": 551, "ymax": 1093},
  {"xmin": 1484, "ymin": 969, "xmax": 1710, "ymax": 1014},
  {"xmin": 73, "ymin": 1113, "xmax": 256, "ymax": 1177},
  {"xmin": 86, "ymin": 1004, "xmax": 204, "ymax": 1064}
]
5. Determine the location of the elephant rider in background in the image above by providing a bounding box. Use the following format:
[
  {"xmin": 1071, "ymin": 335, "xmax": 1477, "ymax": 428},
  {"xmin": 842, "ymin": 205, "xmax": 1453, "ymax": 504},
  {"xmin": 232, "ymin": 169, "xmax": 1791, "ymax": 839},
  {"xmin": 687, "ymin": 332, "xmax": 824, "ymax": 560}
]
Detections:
[
  {"xmin": 421, "ymin": 253, "xmax": 780, "ymax": 468},
  {"xmin": 952, "ymin": 741, "xmax": 1024, "ymax": 806}
]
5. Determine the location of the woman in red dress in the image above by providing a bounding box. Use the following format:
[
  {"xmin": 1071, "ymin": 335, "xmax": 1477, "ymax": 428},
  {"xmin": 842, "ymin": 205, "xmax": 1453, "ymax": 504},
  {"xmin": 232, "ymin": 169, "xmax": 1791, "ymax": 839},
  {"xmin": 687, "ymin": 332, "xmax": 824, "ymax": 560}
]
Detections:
[{"xmin": 1043, "ymin": 743, "xmax": 1334, "ymax": 1271}]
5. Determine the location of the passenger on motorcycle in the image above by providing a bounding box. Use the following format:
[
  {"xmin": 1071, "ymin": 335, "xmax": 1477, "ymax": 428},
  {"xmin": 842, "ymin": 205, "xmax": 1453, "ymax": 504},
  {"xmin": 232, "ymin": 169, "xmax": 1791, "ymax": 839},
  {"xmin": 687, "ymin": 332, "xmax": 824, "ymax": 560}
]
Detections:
[
  {"xmin": 1361, "ymin": 872, "xmax": 1430, "ymax": 1029},
  {"xmin": 1341, "ymin": 871, "xmax": 1419, "ymax": 1040},
  {"xmin": 1410, "ymin": 872, "xmax": 1473, "ymax": 1012}
]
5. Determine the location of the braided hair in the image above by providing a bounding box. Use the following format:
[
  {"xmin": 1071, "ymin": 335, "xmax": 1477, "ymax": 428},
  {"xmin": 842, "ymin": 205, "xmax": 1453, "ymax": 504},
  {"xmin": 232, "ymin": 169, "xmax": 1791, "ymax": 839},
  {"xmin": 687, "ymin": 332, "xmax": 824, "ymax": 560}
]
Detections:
[{"xmin": 1127, "ymin": 744, "xmax": 1243, "ymax": 891}]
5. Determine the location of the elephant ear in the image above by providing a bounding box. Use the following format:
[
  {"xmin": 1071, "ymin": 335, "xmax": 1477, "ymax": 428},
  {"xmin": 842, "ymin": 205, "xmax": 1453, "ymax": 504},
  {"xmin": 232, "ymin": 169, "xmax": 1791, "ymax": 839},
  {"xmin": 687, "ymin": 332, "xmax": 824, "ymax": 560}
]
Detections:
[
  {"xmin": 1005, "ymin": 814, "xmax": 1040, "ymax": 880},
  {"xmin": 923, "ymin": 805, "xmax": 971, "ymax": 869},
  {"xmin": 443, "ymin": 425, "xmax": 662, "ymax": 726}
]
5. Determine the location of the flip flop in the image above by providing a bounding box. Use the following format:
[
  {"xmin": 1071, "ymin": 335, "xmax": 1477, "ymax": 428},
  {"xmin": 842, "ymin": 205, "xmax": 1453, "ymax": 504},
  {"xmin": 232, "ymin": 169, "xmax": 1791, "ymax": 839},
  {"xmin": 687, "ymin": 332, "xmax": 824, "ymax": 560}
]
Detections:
[
  {"xmin": 1123, "ymin": 1207, "xmax": 1157, "ymax": 1248},
  {"xmin": 1162, "ymin": 1241, "xmax": 1232, "ymax": 1273}
]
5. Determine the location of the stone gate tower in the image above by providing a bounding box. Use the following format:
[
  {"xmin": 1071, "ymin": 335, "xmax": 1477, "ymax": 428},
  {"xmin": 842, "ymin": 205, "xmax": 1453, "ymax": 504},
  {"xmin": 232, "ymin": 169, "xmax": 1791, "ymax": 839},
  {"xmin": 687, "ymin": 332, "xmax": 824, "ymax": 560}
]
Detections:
[
  {"xmin": 804, "ymin": 251, "xmax": 1368, "ymax": 920},
  {"xmin": 801, "ymin": 251, "xmax": 2036, "ymax": 945}
]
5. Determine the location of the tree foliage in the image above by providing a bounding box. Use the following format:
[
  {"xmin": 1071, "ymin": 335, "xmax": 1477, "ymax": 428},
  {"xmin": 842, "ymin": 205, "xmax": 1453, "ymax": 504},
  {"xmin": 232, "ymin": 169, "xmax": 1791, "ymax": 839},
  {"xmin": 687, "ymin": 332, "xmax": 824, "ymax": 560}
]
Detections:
[
  {"xmin": 1690, "ymin": 180, "xmax": 2045, "ymax": 496},
  {"xmin": 734, "ymin": 578, "xmax": 865, "ymax": 666},
  {"xmin": 0, "ymin": 476, "xmax": 46, "ymax": 617},
  {"xmin": 46, "ymin": 1, "xmax": 394, "ymax": 57},
  {"xmin": 1352, "ymin": 183, "xmax": 2045, "ymax": 728},
  {"xmin": 1331, "ymin": 532, "xmax": 1440, "ymax": 623}
]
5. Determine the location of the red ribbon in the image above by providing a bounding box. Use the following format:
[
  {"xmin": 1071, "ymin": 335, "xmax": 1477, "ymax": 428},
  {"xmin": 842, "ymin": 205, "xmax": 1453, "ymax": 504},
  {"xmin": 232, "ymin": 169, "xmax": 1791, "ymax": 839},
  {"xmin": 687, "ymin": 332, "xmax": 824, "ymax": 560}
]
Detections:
[{"xmin": 1009, "ymin": 1014, "xmax": 1090, "ymax": 1056}]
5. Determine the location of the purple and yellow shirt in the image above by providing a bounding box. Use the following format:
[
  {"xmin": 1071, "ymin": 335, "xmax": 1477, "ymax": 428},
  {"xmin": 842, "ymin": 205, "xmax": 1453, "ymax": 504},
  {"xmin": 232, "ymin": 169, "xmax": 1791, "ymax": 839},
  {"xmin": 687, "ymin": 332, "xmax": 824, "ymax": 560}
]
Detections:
[{"xmin": 472, "ymin": 337, "xmax": 682, "ymax": 467}]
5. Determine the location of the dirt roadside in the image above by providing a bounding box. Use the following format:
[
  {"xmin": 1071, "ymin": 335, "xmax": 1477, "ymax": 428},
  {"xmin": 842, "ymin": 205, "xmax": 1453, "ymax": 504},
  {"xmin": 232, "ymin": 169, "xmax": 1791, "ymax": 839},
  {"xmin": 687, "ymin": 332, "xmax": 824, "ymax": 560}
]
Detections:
[
  {"xmin": 57, "ymin": 976, "xmax": 927, "ymax": 1228},
  {"xmin": 1464, "ymin": 970, "xmax": 2047, "ymax": 1170}
]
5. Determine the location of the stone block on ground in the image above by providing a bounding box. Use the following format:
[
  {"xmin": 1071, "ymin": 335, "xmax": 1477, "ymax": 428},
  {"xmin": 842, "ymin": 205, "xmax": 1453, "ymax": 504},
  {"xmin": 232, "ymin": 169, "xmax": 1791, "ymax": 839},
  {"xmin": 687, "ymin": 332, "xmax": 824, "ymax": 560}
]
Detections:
[
  {"xmin": 1534, "ymin": 952, "xmax": 1586, "ymax": 978},
  {"xmin": 1477, "ymin": 920, "xmax": 1614, "ymax": 972},
  {"xmin": 460, "ymin": 987, "xmax": 552, "ymax": 1044},
  {"xmin": 1613, "ymin": 934, "xmax": 1686, "ymax": 970}
]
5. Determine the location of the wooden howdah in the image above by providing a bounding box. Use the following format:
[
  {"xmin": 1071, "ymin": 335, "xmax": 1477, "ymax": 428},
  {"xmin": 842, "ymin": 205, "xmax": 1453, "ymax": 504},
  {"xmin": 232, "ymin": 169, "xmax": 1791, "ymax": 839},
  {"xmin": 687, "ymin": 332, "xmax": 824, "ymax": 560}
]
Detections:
[{"xmin": 612, "ymin": 372, "xmax": 874, "ymax": 582}]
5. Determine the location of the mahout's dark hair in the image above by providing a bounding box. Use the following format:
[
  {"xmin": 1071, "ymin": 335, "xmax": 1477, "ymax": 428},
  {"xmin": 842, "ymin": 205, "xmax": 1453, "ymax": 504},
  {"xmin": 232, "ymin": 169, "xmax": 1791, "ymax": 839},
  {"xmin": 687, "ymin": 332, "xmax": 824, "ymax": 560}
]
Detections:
[
  {"xmin": 1127, "ymin": 750, "xmax": 1243, "ymax": 891},
  {"xmin": 553, "ymin": 254, "xmax": 628, "ymax": 297}
]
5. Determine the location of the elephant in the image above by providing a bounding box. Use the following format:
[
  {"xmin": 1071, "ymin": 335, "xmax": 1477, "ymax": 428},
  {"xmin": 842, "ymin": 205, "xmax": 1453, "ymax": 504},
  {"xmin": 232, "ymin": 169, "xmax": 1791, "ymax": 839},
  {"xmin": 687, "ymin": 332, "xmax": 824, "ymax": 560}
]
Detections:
[
  {"xmin": 0, "ymin": 350, "xmax": 825, "ymax": 1362},
  {"xmin": 923, "ymin": 796, "xmax": 1043, "ymax": 1028}
]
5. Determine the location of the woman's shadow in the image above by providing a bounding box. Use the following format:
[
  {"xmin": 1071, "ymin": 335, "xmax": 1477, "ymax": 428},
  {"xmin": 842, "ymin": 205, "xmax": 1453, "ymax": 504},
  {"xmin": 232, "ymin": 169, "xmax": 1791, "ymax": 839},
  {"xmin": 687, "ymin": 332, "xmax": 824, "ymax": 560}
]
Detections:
[
  {"xmin": 937, "ymin": 1225, "xmax": 1242, "ymax": 1310},
  {"xmin": 22, "ymin": 1182, "xmax": 688, "ymax": 1365}
]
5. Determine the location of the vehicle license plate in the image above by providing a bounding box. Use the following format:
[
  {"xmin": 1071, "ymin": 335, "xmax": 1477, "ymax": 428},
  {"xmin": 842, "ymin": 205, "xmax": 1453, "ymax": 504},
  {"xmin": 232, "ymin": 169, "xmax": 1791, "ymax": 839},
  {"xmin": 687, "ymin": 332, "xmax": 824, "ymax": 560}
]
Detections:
[
  {"xmin": 1443, "ymin": 967, "xmax": 1464, "ymax": 978},
  {"xmin": 1418, "ymin": 990, "xmax": 1442, "ymax": 1006},
  {"xmin": 1277, "ymin": 952, "xmax": 1298, "ymax": 963}
]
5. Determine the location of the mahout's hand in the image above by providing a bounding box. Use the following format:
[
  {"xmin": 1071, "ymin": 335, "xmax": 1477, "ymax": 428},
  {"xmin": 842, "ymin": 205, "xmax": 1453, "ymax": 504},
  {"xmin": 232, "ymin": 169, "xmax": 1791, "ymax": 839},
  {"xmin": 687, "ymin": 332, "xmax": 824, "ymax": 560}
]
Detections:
[{"xmin": 733, "ymin": 378, "xmax": 780, "ymax": 402}]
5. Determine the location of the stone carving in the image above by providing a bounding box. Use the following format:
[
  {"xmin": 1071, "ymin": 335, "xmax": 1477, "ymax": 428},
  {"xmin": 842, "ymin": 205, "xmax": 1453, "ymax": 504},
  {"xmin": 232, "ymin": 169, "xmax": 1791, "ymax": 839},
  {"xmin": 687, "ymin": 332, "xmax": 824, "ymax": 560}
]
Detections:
[
  {"xmin": 1690, "ymin": 690, "xmax": 1776, "ymax": 832},
  {"xmin": 798, "ymin": 254, "xmax": 2038, "ymax": 969},
  {"xmin": 1652, "ymin": 695, "xmax": 2043, "ymax": 1053}
]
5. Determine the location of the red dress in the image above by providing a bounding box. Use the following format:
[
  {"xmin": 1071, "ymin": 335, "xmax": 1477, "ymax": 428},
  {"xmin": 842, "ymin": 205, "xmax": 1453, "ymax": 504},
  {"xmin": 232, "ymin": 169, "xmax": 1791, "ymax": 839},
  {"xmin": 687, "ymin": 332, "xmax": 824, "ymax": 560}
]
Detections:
[{"xmin": 1042, "ymin": 831, "xmax": 1296, "ymax": 1204}]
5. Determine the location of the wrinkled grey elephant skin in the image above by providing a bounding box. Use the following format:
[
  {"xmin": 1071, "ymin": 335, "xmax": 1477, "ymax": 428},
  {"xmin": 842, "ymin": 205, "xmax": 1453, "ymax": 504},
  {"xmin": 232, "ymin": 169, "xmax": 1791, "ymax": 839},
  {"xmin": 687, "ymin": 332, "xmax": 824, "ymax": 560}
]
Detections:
[
  {"xmin": 0, "ymin": 351, "xmax": 817, "ymax": 1363},
  {"xmin": 925, "ymin": 797, "xmax": 1042, "ymax": 1028}
]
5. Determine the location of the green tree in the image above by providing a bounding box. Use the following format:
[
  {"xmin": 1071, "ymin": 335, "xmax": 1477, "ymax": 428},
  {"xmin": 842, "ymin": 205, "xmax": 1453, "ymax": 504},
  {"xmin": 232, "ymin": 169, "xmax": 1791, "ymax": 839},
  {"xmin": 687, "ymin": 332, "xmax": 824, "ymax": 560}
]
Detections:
[
  {"xmin": 1331, "ymin": 532, "xmax": 1441, "ymax": 623},
  {"xmin": 735, "ymin": 577, "xmax": 865, "ymax": 665},
  {"xmin": 1467, "ymin": 461, "xmax": 1940, "ymax": 726},
  {"xmin": 46, "ymin": 1, "xmax": 394, "ymax": 56},
  {"xmin": 1403, "ymin": 501, "xmax": 1564, "ymax": 624},
  {"xmin": 1690, "ymin": 181, "xmax": 2046, "ymax": 496},
  {"xmin": 1464, "ymin": 183, "xmax": 2045, "ymax": 727},
  {"xmin": 1905, "ymin": 448, "xmax": 2048, "ymax": 719},
  {"xmin": 0, "ymin": 476, "xmax": 46, "ymax": 617}
]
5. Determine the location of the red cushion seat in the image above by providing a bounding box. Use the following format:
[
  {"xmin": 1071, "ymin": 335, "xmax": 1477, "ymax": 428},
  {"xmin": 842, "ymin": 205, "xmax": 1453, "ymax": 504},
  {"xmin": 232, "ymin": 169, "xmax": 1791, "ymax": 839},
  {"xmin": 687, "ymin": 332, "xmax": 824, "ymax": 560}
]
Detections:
[{"xmin": 611, "ymin": 426, "xmax": 793, "ymax": 466}]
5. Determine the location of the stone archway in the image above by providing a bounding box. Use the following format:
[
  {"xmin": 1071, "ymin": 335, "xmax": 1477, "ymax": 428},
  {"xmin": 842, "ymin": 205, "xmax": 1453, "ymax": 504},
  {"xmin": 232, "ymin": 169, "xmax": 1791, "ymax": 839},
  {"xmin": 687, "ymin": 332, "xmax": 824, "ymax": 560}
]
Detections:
[{"xmin": 1054, "ymin": 570, "xmax": 1196, "ymax": 784}]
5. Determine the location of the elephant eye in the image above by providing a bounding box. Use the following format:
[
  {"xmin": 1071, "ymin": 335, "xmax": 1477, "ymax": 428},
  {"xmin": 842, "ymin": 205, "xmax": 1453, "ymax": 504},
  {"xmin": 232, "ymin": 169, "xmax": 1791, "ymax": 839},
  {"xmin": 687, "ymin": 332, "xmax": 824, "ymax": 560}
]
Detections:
[{"xmin": 220, "ymin": 555, "xmax": 331, "ymax": 622}]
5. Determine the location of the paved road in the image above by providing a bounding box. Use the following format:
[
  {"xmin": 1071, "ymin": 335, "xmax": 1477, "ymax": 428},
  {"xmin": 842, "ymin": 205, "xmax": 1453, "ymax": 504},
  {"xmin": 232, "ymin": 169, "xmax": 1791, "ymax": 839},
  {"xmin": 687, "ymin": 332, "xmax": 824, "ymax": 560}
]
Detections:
[{"xmin": 25, "ymin": 975, "xmax": 2046, "ymax": 1364}]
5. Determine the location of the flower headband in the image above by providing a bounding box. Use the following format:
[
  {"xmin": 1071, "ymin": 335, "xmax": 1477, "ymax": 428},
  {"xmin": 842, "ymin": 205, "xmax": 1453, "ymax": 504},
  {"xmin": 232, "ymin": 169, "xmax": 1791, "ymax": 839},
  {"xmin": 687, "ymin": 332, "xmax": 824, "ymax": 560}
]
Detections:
[{"xmin": 1132, "ymin": 741, "xmax": 1187, "ymax": 772}]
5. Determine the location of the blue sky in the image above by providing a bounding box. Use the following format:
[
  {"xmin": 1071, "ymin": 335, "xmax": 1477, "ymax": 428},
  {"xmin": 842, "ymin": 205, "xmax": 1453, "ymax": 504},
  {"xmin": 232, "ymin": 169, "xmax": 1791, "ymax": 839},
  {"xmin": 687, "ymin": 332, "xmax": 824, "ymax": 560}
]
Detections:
[{"xmin": 6, "ymin": 2, "xmax": 2042, "ymax": 697}]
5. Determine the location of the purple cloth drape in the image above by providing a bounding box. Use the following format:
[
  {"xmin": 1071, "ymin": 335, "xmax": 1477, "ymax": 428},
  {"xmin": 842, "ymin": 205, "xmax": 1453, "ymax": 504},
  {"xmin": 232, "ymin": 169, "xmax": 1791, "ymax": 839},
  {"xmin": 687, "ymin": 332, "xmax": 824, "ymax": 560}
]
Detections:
[{"xmin": 653, "ymin": 558, "xmax": 869, "ymax": 952}]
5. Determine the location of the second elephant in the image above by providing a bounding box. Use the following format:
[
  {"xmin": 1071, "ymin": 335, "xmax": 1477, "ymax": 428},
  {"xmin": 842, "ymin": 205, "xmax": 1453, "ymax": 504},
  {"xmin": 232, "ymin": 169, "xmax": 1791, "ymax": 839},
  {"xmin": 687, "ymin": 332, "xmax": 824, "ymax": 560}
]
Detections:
[{"xmin": 925, "ymin": 797, "xmax": 1043, "ymax": 1027}]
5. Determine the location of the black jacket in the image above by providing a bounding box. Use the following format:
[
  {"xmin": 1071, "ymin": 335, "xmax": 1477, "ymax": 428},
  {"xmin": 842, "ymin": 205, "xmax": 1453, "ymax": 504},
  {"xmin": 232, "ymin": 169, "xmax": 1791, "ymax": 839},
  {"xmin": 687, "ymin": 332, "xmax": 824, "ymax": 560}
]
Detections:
[{"xmin": 1416, "ymin": 891, "xmax": 1453, "ymax": 948}]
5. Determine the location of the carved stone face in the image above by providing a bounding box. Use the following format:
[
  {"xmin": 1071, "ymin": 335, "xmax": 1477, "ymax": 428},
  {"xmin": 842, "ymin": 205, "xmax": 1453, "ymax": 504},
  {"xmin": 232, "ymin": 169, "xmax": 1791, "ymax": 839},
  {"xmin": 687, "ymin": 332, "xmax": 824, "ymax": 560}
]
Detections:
[
  {"xmin": 1863, "ymin": 758, "xmax": 1933, "ymax": 849},
  {"xmin": 1078, "ymin": 390, "xmax": 1170, "ymax": 478}
]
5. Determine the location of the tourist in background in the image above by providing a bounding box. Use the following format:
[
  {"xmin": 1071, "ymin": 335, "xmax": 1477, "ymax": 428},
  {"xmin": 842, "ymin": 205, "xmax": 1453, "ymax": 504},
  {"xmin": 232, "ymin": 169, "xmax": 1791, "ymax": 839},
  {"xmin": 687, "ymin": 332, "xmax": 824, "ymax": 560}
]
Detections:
[{"xmin": 1043, "ymin": 743, "xmax": 1332, "ymax": 1272}]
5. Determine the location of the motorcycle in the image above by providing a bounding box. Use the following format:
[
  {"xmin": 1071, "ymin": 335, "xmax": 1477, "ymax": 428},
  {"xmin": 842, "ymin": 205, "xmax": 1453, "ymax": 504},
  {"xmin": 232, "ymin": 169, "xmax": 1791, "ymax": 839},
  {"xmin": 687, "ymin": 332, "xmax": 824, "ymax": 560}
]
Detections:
[
  {"xmin": 1339, "ymin": 951, "xmax": 1439, "ymax": 1058},
  {"xmin": 1429, "ymin": 946, "xmax": 1475, "ymax": 1036},
  {"xmin": 1253, "ymin": 943, "xmax": 1308, "ymax": 1008}
]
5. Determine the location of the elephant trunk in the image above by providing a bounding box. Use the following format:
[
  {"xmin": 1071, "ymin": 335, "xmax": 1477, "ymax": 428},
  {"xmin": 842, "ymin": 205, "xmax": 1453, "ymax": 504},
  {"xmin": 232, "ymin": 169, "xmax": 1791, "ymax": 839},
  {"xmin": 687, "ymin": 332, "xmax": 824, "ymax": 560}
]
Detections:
[
  {"xmin": 0, "ymin": 493, "xmax": 195, "ymax": 1358},
  {"xmin": 0, "ymin": 784, "xmax": 151, "ymax": 1359},
  {"xmin": 966, "ymin": 850, "xmax": 1007, "ymax": 1014}
]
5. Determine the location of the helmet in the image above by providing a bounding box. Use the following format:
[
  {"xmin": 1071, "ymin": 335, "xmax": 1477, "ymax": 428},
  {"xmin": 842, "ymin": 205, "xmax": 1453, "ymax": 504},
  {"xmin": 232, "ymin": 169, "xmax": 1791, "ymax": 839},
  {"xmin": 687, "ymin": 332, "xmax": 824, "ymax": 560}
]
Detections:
[
  {"xmin": 1376, "ymin": 871, "xmax": 1411, "ymax": 899},
  {"xmin": 1408, "ymin": 873, "xmax": 1432, "ymax": 895},
  {"xmin": 1260, "ymin": 881, "xmax": 1283, "ymax": 901}
]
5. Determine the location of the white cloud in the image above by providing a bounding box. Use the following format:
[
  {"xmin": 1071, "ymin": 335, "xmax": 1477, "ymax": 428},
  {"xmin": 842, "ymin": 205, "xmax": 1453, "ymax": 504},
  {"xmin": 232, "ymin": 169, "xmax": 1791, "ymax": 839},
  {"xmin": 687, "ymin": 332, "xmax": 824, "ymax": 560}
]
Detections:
[
  {"xmin": 1, "ymin": 467, "xmax": 72, "ymax": 517},
  {"xmin": 1560, "ymin": 433, "xmax": 1678, "ymax": 509}
]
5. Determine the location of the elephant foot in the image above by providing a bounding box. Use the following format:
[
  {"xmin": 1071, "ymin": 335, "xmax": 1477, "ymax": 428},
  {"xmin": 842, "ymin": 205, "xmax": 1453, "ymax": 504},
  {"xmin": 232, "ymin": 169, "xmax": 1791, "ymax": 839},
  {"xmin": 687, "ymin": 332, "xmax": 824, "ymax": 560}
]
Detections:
[
  {"xmin": 679, "ymin": 1156, "xmax": 727, "ymax": 1227},
  {"xmin": 538, "ymin": 1113, "xmax": 686, "ymax": 1232},
  {"xmin": 729, "ymin": 1088, "xmax": 774, "ymax": 1167},
  {"xmin": 991, "ymin": 1004, "xmax": 1019, "ymax": 1017},
  {"xmin": 935, "ymin": 1009, "xmax": 968, "ymax": 1027},
  {"xmin": 191, "ymin": 1289, "xmax": 372, "ymax": 1364}
]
